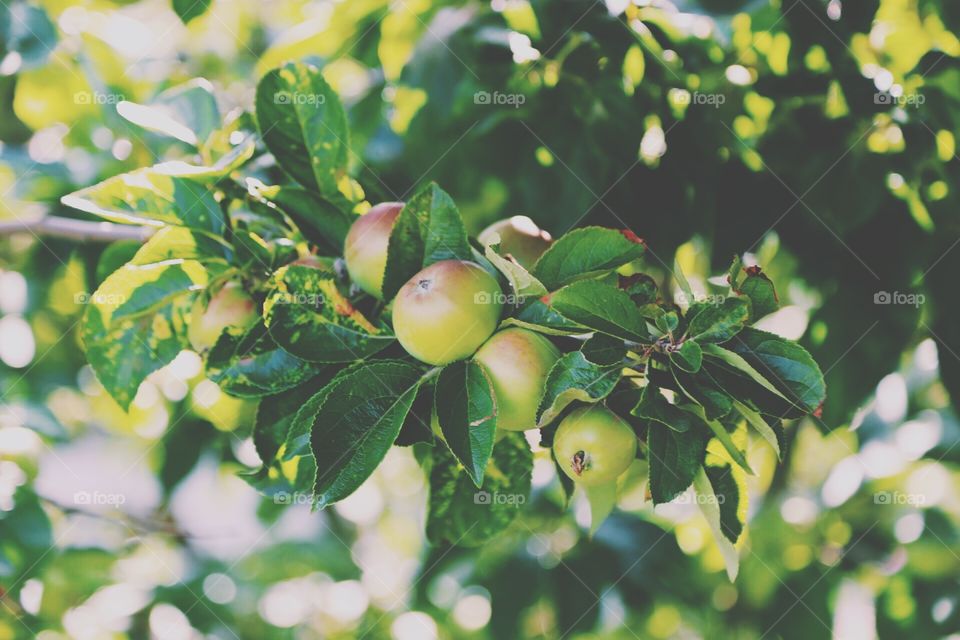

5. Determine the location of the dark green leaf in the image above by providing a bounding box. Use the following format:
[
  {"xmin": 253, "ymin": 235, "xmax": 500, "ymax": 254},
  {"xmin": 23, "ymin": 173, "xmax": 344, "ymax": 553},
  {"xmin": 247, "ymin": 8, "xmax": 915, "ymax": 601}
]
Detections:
[
  {"xmin": 537, "ymin": 351, "xmax": 622, "ymax": 426},
  {"xmin": 647, "ymin": 425, "xmax": 709, "ymax": 505},
  {"xmin": 736, "ymin": 267, "xmax": 779, "ymax": 320},
  {"xmin": 632, "ymin": 385, "xmax": 705, "ymax": 433},
  {"xmin": 173, "ymin": 0, "xmax": 212, "ymax": 23},
  {"xmin": 581, "ymin": 333, "xmax": 626, "ymax": 366},
  {"xmin": 705, "ymin": 462, "xmax": 745, "ymax": 543},
  {"xmin": 427, "ymin": 432, "xmax": 532, "ymax": 547},
  {"xmin": 532, "ymin": 227, "xmax": 646, "ymax": 290},
  {"xmin": 262, "ymin": 186, "xmax": 356, "ymax": 255},
  {"xmin": 669, "ymin": 340, "xmax": 702, "ymax": 373},
  {"xmin": 686, "ymin": 297, "xmax": 750, "ymax": 343},
  {"xmin": 503, "ymin": 298, "xmax": 587, "ymax": 335},
  {"xmin": 550, "ymin": 280, "xmax": 650, "ymax": 342},
  {"xmin": 435, "ymin": 361, "xmax": 497, "ymax": 486},
  {"xmin": 311, "ymin": 362, "xmax": 425, "ymax": 507},
  {"xmin": 255, "ymin": 61, "xmax": 349, "ymax": 194}
]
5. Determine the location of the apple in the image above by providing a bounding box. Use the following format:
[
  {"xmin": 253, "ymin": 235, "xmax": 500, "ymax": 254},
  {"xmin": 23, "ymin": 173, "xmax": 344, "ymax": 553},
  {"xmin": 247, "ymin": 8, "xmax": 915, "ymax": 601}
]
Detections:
[
  {"xmin": 392, "ymin": 260, "xmax": 503, "ymax": 365},
  {"xmin": 474, "ymin": 328, "xmax": 561, "ymax": 431},
  {"xmin": 553, "ymin": 405, "xmax": 637, "ymax": 486},
  {"xmin": 478, "ymin": 216, "xmax": 553, "ymax": 269},
  {"xmin": 343, "ymin": 201, "xmax": 404, "ymax": 298},
  {"xmin": 188, "ymin": 282, "xmax": 259, "ymax": 353}
]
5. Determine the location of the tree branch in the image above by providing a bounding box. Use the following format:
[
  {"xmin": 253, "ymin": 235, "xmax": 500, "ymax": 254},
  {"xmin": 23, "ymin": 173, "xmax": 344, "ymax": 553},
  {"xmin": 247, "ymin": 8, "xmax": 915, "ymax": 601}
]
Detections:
[{"xmin": 0, "ymin": 216, "xmax": 155, "ymax": 243}]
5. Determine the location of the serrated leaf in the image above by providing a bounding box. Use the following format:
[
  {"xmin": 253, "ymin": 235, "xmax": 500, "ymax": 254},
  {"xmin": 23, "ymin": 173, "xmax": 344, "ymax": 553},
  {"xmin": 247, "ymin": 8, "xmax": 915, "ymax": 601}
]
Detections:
[
  {"xmin": 81, "ymin": 259, "xmax": 207, "ymax": 410},
  {"xmin": 632, "ymin": 385, "xmax": 702, "ymax": 433},
  {"xmin": 264, "ymin": 265, "xmax": 394, "ymax": 363},
  {"xmin": 705, "ymin": 462, "xmax": 746, "ymax": 544},
  {"xmin": 647, "ymin": 425, "xmax": 709, "ymax": 504},
  {"xmin": 435, "ymin": 361, "xmax": 497, "ymax": 486},
  {"xmin": 206, "ymin": 321, "xmax": 324, "ymax": 397},
  {"xmin": 532, "ymin": 226, "xmax": 646, "ymax": 290},
  {"xmin": 503, "ymin": 298, "xmax": 587, "ymax": 335},
  {"xmin": 700, "ymin": 342, "xmax": 795, "ymax": 407},
  {"xmin": 255, "ymin": 61, "xmax": 349, "ymax": 194},
  {"xmin": 62, "ymin": 169, "xmax": 224, "ymax": 234},
  {"xmin": 484, "ymin": 241, "xmax": 547, "ymax": 300},
  {"xmin": 693, "ymin": 468, "xmax": 740, "ymax": 581},
  {"xmin": 311, "ymin": 362, "xmax": 425, "ymax": 507},
  {"xmin": 686, "ymin": 297, "xmax": 750, "ymax": 343},
  {"xmin": 537, "ymin": 351, "xmax": 622, "ymax": 426},
  {"xmin": 427, "ymin": 432, "xmax": 532, "ymax": 547},
  {"xmin": 550, "ymin": 280, "xmax": 650, "ymax": 342},
  {"xmin": 671, "ymin": 368, "xmax": 734, "ymax": 420},
  {"xmin": 737, "ymin": 267, "xmax": 779, "ymax": 319},
  {"xmin": 669, "ymin": 340, "xmax": 702, "ymax": 373},
  {"xmin": 381, "ymin": 182, "xmax": 472, "ymax": 300}
]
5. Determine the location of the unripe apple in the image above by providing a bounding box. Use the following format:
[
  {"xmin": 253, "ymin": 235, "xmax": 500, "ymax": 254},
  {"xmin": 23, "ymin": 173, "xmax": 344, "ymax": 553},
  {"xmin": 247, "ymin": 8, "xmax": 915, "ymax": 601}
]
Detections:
[
  {"xmin": 393, "ymin": 260, "xmax": 503, "ymax": 365},
  {"xmin": 343, "ymin": 202, "xmax": 404, "ymax": 298},
  {"xmin": 553, "ymin": 405, "xmax": 637, "ymax": 486},
  {"xmin": 478, "ymin": 216, "xmax": 553, "ymax": 269},
  {"xmin": 474, "ymin": 328, "xmax": 561, "ymax": 431},
  {"xmin": 188, "ymin": 282, "xmax": 259, "ymax": 353}
]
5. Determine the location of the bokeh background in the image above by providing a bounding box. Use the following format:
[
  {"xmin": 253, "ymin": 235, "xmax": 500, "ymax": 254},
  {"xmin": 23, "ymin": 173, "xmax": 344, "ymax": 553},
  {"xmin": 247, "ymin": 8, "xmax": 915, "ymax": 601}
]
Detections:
[{"xmin": 2, "ymin": 0, "xmax": 960, "ymax": 638}]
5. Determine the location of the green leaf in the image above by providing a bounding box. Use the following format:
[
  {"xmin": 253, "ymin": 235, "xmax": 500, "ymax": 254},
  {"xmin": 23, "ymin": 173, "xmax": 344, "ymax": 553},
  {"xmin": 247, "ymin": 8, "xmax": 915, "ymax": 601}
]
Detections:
[
  {"xmin": 381, "ymin": 182, "xmax": 473, "ymax": 300},
  {"xmin": 283, "ymin": 365, "xmax": 361, "ymax": 460},
  {"xmin": 550, "ymin": 280, "xmax": 650, "ymax": 342},
  {"xmin": 484, "ymin": 241, "xmax": 547, "ymax": 300},
  {"xmin": 700, "ymin": 342, "xmax": 796, "ymax": 408},
  {"xmin": 536, "ymin": 351, "xmax": 622, "ymax": 426},
  {"xmin": 427, "ymin": 432, "xmax": 532, "ymax": 547},
  {"xmin": 128, "ymin": 226, "xmax": 231, "ymax": 266},
  {"xmin": 701, "ymin": 411, "xmax": 754, "ymax": 475},
  {"xmin": 173, "ymin": 0, "xmax": 212, "ymax": 23},
  {"xmin": 264, "ymin": 265, "xmax": 394, "ymax": 363},
  {"xmin": 647, "ymin": 425, "xmax": 709, "ymax": 504},
  {"xmin": 503, "ymin": 298, "xmax": 587, "ymax": 336},
  {"xmin": 581, "ymin": 333, "xmax": 626, "ymax": 366},
  {"xmin": 532, "ymin": 226, "xmax": 646, "ymax": 290},
  {"xmin": 669, "ymin": 340, "xmax": 702, "ymax": 373},
  {"xmin": 259, "ymin": 186, "xmax": 356, "ymax": 255},
  {"xmin": 255, "ymin": 61, "xmax": 349, "ymax": 194},
  {"xmin": 736, "ymin": 267, "xmax": 779, "ymax": 319},
  {"xmin": 672, "ymin": 257, "xmax": 695, "ymax": 306},
  {"xmin": 705, "ymin": 462, "xmax": 746, "ymax": 544},
  {"xmin": 311, "ymin": 362, "xmax": 425, "ymax": 507},
  {"xmin": 117, "ymin": 78, "xmax": 220, "ymax": 146},
  {"xmin": 619, "ymin": 273, "xmax": 659, "ymax": 306},
  {"xmin": 656, "ymin": 310, "xmax": 679, "ymax": 335},
  {"xmin": 206, "ymin": 321, "xmax": 324, "ymax": 397},
  {"xmin": 62, "ymin": 169, "xmax": 224, "ymax": 235},
  {"xmin": 632, "ymin": 385, "xmax": 704, "ymax": 433},
  {"xmin": 686, "ymin": 297, "xmax": 750, "ymax": 343},
  {"xmin": 81, "ymin": 259, "xmax": 207, "ymax": 409},
  {"xmin": 435, "ymin": 361, "xmax": 497, "ymax": 486},
  {"xmin": 726, "ymin": 328, "xmax": 826, "ymax": 414},
  {"xmin": 693, "ymin": 468, "xmax": 739, "ymax": 581},
  {"xmin": 671, "ymin": 368, "xmax": 734, "ymax": 420},
  {"xmin": 733, "ymin": 399, "xmax": 781, "ymax": 458}
]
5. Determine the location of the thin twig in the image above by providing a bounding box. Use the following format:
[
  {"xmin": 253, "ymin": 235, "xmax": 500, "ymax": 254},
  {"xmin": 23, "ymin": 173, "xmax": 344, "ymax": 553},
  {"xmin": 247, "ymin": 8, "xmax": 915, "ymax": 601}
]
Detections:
[{"xmin": 0, "ymin": 216, "xmax": 155, "ymax": 243}]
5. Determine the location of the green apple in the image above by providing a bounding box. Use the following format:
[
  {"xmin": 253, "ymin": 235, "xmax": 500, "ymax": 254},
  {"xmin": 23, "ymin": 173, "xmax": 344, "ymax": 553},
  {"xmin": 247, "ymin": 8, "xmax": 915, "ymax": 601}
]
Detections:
[
  {"xmin": 474, "ymin": 328, "xmax": 561, "ymax": 431},
  {"xmin": 553, "ymin": 405, "xmax": 637, "ymax": 486},
  {"xmin": 343, "ymin": 201, "xmax": 404, "ymax": 298},
  {"xmin": 393, "ymin": 260, "xmax": 503, "ymax": 365},
  {"xmin": 188, "ymin": 282, "xmax": 258, "ymax": 353},
  {"xmin": 478, "ymin": 216, "xmax": 553, "ymax": 269}
]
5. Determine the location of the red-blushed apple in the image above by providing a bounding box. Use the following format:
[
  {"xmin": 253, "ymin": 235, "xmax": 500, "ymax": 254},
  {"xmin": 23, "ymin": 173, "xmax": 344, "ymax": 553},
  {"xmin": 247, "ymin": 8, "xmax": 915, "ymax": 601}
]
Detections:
[
  {"xmin": 474, "ymin": 328, "xmax": 561, "ymax": 431},
  {"xmin": 478, "ymin": 216, "xmax": 553, "ymax": 269},
  {"xmin": 188, "ymin": 282, "xmax": 258, "ymax": 353},
  {"xmin": 553, "ymin": 405, "xmax": 637, "ymax": 486},
  {"xmin": 343, "ymin": 201, "xmax": 404, "ymax": 298},
  {"xmin": 392, "ymin": 260, "xmax": 503, "ymax": 365}
]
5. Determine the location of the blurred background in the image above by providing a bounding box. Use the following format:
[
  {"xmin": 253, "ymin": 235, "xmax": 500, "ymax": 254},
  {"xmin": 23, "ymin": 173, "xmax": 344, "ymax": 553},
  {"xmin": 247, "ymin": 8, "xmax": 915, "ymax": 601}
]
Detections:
[{"xmin": 2, "ymin": 0, "xmax": 960, "ymax": 638}]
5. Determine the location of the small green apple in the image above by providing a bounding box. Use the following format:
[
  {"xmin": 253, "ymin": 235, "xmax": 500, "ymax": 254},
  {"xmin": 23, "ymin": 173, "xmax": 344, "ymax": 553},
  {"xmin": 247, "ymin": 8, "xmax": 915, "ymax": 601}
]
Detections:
[
  {"xmin": 393, "ymin": 260, "xmax": 503, "ymax": 365},
  {"xmin": 553, "ymin": 405, "xmax": 637, "ymax": 486},
  {"xmin": 188, "ymin": 282, "xmax": 258, "ymax": 353},
  {"xmin": 343, "ymin": 201, "xmax": 404, "ymax": 298},
  {"xmin": 474, "ymin": 328, "xmax": 561, "ymax": 431},
  {"xmin": 478, "ymin": 216, "xmax": 553, "ymax": 269}
]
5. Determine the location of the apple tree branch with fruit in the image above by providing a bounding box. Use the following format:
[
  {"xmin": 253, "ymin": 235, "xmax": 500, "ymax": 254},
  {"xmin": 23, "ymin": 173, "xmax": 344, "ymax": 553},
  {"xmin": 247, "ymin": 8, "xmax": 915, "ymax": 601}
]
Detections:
[{"xmin": 61, "ymin": 61, "xmax": 825, "ymax": 579}]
